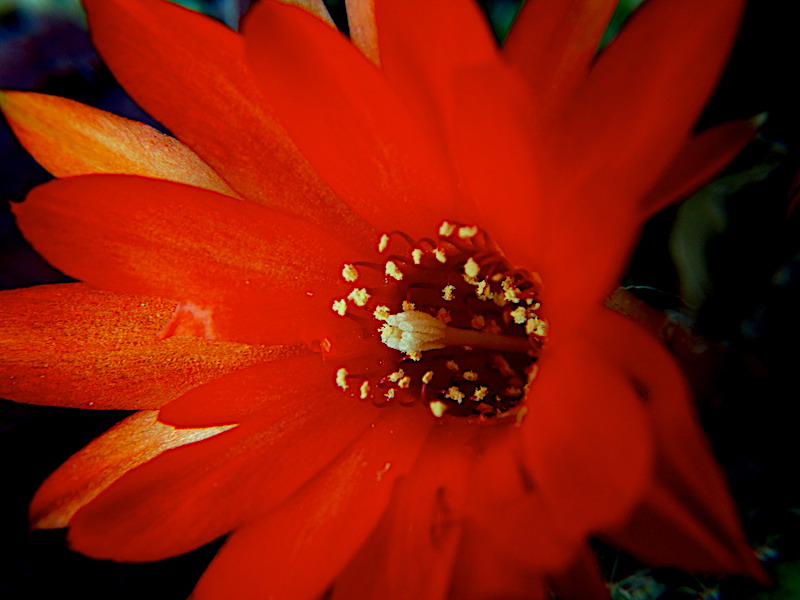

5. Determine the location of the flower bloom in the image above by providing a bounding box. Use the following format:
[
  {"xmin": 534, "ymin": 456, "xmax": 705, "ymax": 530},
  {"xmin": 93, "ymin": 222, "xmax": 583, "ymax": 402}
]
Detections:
[{"xmin": 0, "ymin": 0, "xmax": 766, "ymax": 598}]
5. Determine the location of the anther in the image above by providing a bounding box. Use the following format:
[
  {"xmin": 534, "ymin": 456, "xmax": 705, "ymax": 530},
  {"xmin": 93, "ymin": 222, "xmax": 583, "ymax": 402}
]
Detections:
[{"xmin": 342, "ymin": 264, "xmax": 359, "ymax": 282}]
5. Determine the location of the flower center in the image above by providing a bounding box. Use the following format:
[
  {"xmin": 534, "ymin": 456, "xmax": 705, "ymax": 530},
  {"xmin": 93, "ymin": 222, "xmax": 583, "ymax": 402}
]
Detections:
[{"xmin": 325, "ymin": 221, "xmax": 547, "ymax": 421}]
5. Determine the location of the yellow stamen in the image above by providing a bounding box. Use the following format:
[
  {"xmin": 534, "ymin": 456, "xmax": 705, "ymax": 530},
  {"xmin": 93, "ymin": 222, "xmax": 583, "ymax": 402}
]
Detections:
[
  {"xmin": 348, "ymin": 288, "xmax": 370, "ymax": 307},
  {"xmin": 429, "ymin": 400, "xmax": 447, "ymax": 418},
  {"xmin": 442, "ymin": 284, "xmax": 456, "ymax": 301},
  {"xmin": 332, "ymin": 299, "xmax": 347, "ymax": 316},
  {"xmin": 336, "ymin": 368, "xmax": 349, "ymax": 390},
  {"xmin": 341, "ymin": 263, "xmax": 359, "ymax": 282},
  {"xmin": 385, "ymin": 260, "xmax": 403, "ymax": 281},
  {"xmin": 438, "ymin": 221, "xmax": 456, "ymax": 237}
]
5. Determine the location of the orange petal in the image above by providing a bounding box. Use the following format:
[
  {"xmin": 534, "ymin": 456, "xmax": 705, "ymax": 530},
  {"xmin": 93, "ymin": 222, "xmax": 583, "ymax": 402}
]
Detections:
[
  {"xmin": 30, "ymin": 411, "xmax": 232, "ymax": 529},
  {"xmin": 521, "ymin": 330, "xmax": 654, "ymax": 537},
  {"xmin": 503, "ymin": 0, "xmax": 617, "ymax": 117},
  {"xmin": 67, "ymin": 388, "xmax": 380, "ymax": 561},
  {"xmin": 82, "ymin": 0, "xmax": 358, "ymax": 235},
  {"xmin": 642, "ymin": 120, "xmax": 756, "ymax": 216},
  {"xmin": 0, "ymin": 90, "xmax": 235, "ymax": 196},
  {"xmin": 0, "ymin": 283, "xmax": 276, "ymax": 409},
  {"xmin": 243, "ymin": 0, "xmax": 454, "ymax": 236},
  {"xmin": 192, "ymin": 406, "xmax": 430, "ymax": 600},
  {"xmin": 278, "ymin": 0, "xmax": 334, "ymax": 24},
  {"xmin": 333, "ymin": 424, "xmax": 473, "ymax": 600},
  {"xmin": 14, "ymin": 174, "xmax": 358, "ymax": 345},
  {"xmin": 346, "ymin": 0, "xmax": 379, "ymax": 65}
]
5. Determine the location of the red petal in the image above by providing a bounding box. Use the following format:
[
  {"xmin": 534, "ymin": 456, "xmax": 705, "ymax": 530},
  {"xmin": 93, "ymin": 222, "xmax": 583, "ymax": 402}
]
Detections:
[
  {"xmin": 521, "ymin": 330, "xmax": 654, "ymax": 537},
  {"xmin": 159, "ymin": 354, "xmax": 330, "ymax": 427},
  {"xmin": 67, "ymin": 389, "xmax": 379, "ymax": 561},
  {"xmin": 588, "ymin": 310, "xmax": 765, "ymax": 579},
  {"xmin": 332, "ymin": 424, "xmax": 473, "ymax": 600},
  {"xmin": 30, "ymin": 411, "xmax": 232, "ymax": 529},
  {"xmin": 0, "ymin": 284, "xmax": 273, "ymax": 409},
  {"xmin": 448, "ymin": 512, "xmax": 550, "ymax": 600},
  {"xmin": 607, "ymin": 480, "xmax": 763, "ymax": 579},
  {"xmin": 554, "ymin": 0, "xmax": 745, "ymax": 206},
  {"xmin": 444, "ymin": 62, "xmax": 545, "ymax": 266},
  {"xmin": 243, "ymin": 0, "xmax": 454, "ymax": 236},
  {"xmin": 192, "ymin": 406, "xmax": 430, "ymax": 600},
  {"xmin": 0, "ymin": 91, "xmax": 234, "ymax": 196},
  {"xmin": 503, "ymin": 0, "xmax": 617, "ymax": 117},
  {"xmin": 14, "ymin": 175, "xmax": 356, "ymax": 345},
  {"xmin": 530, "ymin": 0, "xmax": 744, "ymax": 321},
  {"xmin": 82, "ymin": 0, "xmax": 355, "ymax": 233},
  {"xmin": 642, "ymin": 120, "xmax": 756, "ymax": 216},
  {"xmin": 375, "ymin": 0, "xmax": 499, "ymax": 126},
  {"xmin": 448, "ymin": 426, "xmax": 582, "ymax": 596}
]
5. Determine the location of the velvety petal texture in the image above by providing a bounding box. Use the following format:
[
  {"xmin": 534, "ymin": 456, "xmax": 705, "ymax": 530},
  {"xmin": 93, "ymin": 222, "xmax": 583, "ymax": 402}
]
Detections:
[
  {"xmin": 243, "ymin": 0, "xmax": 457, "ymax": 237},
  {"xmin": 0, "ymin": 284, "xmax": 275, "ymax": 409},
  {"xmin": 30, "ymin": 411, "xmax": 233, "ymax": 529},
  {"xmin": 13, "ymin": 175, "xmax": 359, "ymax": 345},
  {"xmin": 67, "ymin": 390, "xmax": 381, "ymax": 561},
  {"xmin": 0, "ymin": 91, "xmax": 235, "ymax": 195},
  {"xmin": 192, "ymin": 406, "xmax": 430, "ymax": 600},
  {"xmin": 332, "ymin": 426, "xmax": 473, "ymax": 600},
  {"xmin": 81, "ymin": 0, "xmax": 364, "ymax": 237},
  {"xmin": 0, "ymin": 0, "xmax": 758, "ymax": 598}
]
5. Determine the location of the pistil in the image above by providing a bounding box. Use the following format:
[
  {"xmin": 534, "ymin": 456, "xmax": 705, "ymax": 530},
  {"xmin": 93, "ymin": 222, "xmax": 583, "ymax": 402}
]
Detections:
[
  {"xmin": 327, "ymin": 220, "xmax": 546, "ymax": 421},
  {"xmin": 380, "ymin": 310, "xmax": 531, "ymax": 355}
]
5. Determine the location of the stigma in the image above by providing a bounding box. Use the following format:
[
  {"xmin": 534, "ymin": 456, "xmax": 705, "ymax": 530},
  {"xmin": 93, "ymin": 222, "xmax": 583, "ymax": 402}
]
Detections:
[
  {"xmin": 326, "ymin": 220, "xmax": 546, "ymax": 422},
  {"xmin": 380, "ymin": 310, "xmax": 532, "ymax": 356}
]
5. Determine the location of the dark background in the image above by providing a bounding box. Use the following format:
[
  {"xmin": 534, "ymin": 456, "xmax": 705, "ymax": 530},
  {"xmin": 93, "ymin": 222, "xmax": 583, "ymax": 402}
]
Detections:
[{"xmin": 1, "ymin": 0, "xmax": 799, "ymax": 598}]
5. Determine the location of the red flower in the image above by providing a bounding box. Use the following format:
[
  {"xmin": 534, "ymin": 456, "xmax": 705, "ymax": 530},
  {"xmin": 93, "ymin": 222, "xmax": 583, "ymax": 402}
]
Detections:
[{"xmin": 0, "ymin": 0, "xmax": 765, "ymax": 597}]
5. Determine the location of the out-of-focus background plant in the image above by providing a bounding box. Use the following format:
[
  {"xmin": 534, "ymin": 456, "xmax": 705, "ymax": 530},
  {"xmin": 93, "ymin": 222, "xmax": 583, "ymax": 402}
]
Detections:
[{"xmin": 1, "ymin": 1, "xmax": 799, "ymax": 598}]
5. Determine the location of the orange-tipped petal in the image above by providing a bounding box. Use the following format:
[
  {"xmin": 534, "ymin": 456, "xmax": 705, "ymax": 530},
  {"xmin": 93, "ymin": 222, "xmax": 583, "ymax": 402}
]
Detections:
[
  {"xmin": 30, "ymin": 411, "xmax": 232, "ymax": 529},
  {"xmin": 333, "ymin": 425, "xmax": 472, "ymax": 600},
  {"xmin": 0, "ymin": 90, "xmax": 235, "ymax": 196},
  {"xmin": 0, "ymin": 283, "xmax": 275, "ymax": 409},
  {"xmin": 14, "ymin": 174, "xmax": 360, "ymax": 345},
  {"xmin": 278, "ymin": 0, "xmax": 334, "ymax": 24},
  {"xmin": 192, "ymin": 406, "xmax": 430, "ymax": 600},
  {"xmin": 243, "ymin": 0, "xmax": 454, "ymax": 236},
  {"xmin": 521, "ymin": 331, "xmax": 653, "ymax": 537},
  {"xmin": 346, "ymin": 0, "xmax": 379, "ymax": 65},
  {"xmin": 82, "ymin": 0, "xmax": 357, "ymax": 233},
  {"xmin": 67, "ymin": 389, "xmax": 379, "ymax": 562},
  {"xmin": 503, "ymin": 0, "xmax": 617, "ymax": 116},
  {"xmin": 642, "ymin": 120, "xmax": 757, "ymax": 216}
]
